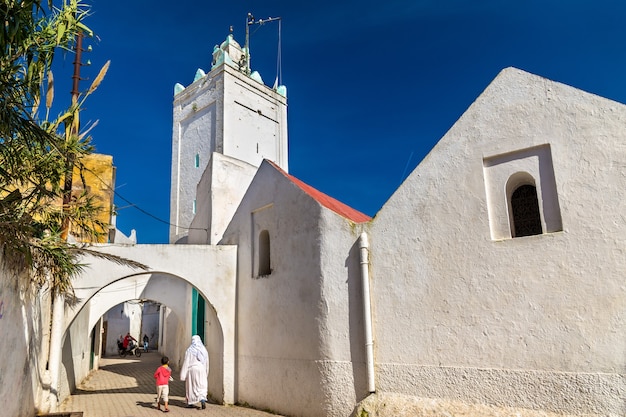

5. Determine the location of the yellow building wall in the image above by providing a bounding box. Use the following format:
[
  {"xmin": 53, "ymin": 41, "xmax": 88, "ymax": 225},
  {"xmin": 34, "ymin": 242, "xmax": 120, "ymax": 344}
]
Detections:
[{"xmin": 71, "ymin": 153, "xmax": 116, "ymax": 243}]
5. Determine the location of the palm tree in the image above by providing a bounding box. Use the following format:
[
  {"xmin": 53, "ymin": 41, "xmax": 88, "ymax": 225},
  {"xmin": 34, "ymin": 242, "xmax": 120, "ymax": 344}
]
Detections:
[
  {"xmin": 0, "ymin": 2, "xmax": 147, "ymax": 409},
  {"xmin": 0, "ymin": 0, "xmax": 145, "ymax": 297}
]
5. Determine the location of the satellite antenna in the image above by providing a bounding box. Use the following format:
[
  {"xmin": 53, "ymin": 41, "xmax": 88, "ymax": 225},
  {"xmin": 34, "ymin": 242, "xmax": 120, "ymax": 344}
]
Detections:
[{"xmin": 245, "ymin": 13, "xmax": 282, "ymax": 87}]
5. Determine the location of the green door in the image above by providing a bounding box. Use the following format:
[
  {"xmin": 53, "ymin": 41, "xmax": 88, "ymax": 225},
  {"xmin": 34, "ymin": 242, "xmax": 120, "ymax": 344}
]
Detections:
[{"xmin": 191, "ymin": 288, "xmax": 206, "ymax": 343}]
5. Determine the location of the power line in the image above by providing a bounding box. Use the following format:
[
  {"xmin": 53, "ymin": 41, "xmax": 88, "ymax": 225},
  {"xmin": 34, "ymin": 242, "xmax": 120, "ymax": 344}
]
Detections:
[
  {"xmin": 113, "ymin": 192, "xmax": 177, "ymax": 228},
  {"xmin": 399, "ymin": 151, "xmax": 414, "ymax": 186},
  {"xmin": 83, "ymin": 165, "xmax": 207, "ymax": 232}
]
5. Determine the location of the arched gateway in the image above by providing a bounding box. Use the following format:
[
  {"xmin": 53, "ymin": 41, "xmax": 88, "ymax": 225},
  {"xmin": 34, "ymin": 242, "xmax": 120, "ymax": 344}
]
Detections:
[{"xmin": 60, "ymin": 244, "xmax": 237, "ymax": 405}]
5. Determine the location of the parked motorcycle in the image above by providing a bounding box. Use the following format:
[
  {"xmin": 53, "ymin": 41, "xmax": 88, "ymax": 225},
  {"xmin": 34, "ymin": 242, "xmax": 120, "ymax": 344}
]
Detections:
[{"xmin": 118, "ymin": 340, "xmax": 142, "ymax": 357}]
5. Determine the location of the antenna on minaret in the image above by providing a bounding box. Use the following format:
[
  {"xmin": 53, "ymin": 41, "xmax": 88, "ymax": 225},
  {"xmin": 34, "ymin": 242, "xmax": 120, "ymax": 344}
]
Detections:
[
  {"xmin": 244, "ymin": 13, "xmax": 254, "ymax": 75},
  {"xmin": 244, "ymin": 12, "xmax": 282, "ymax": 85}
]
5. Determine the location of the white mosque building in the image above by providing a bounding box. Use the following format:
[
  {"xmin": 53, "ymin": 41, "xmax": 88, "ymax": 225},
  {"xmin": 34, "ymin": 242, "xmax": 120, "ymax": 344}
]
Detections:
[{"xmin": 2, "ymin": 31, "xmax": 624, "ymax": 417}]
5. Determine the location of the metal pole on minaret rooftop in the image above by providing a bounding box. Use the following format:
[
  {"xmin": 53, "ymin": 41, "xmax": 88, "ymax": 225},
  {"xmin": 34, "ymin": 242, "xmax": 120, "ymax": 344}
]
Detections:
[{"xmin": 245, "ymin": 13, "xmax": 253, "ymax": 75}]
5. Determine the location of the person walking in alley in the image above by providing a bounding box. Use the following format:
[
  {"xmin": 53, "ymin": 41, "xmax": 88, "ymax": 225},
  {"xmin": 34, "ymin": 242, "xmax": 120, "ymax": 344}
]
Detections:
[
  {"xmin": 143, "ymin": 334, "xmax": 149, "ymax": 352},
  {"xmin": 154, "ymin": 356, "xmax": 173, "ymax": 412},
  {"xmin": 180, "ymin": 335, "xmax": 209, "ymax": 409}
]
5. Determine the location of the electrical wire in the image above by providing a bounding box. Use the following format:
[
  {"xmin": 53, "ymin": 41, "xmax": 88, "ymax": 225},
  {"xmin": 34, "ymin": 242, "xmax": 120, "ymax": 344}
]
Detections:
[
  {"xmin": 83, "ymin": 165, "xmax": 207, "ymax": 232},
  {"xmin": 399, "ymin": 151, "xmax": 414, "ymax": 186},
  {"xmin": 276, "ymin": 18, "xmax": 282, "ymax": 87},
  {"xmin": 249, "ymin": 15, "xmax": 282, "ymax": 88}
]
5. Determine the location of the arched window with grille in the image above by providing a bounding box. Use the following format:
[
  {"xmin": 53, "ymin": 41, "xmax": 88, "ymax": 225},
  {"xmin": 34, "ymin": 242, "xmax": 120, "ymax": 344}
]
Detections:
[
  {"xmin": 509, "ymin": 181, "xmax": 543, "ymax": 238},
  {"xmin": 484, "ymin": 145, "xmax": 562, "ymax": 240}
]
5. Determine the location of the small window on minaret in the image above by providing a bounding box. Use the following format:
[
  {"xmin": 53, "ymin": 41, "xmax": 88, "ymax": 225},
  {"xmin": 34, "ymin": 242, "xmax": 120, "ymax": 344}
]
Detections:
[
  {"xmin": 195, "ymin": 153, "xmax": 200, "ymax": 168},
  {"xmin": 258, "ymin": 230, "xmax": 271, "ymax": 276},
  {"xmin": 193, "ymin": 199, "xmax": 197, "ymax": 214}
]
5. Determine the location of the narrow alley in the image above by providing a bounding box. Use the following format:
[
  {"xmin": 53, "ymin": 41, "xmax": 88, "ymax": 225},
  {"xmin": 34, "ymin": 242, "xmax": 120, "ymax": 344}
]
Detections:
[{"xmin": 57, "ymin": 353, "xmax": 283, "ymax": 417}]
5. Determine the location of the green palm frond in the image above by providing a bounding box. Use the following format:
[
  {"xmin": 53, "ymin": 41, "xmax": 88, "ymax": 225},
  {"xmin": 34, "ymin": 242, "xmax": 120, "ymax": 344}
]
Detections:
[
  {"xmin": 70, "ymin": 246, "xmax": 149, "ymax": 271},
  {"xmin": 0, "ymin": 1, "xmax": 145, "ymax": 299}
]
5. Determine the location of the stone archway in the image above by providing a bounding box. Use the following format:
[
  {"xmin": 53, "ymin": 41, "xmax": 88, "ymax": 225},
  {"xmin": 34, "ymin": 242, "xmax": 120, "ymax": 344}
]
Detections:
[{"xmin": 59, "ymin": 244, "xmax": 237, "ymax": 406}]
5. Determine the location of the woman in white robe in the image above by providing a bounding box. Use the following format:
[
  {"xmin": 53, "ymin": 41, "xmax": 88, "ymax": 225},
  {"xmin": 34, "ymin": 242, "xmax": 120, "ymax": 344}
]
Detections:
[{"xmin": 180, "ymin": 335, "xmax": 209, "ymax": 408}]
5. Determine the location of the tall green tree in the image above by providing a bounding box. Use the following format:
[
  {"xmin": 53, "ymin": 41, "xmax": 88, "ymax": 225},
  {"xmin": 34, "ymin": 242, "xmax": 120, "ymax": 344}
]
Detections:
[{"xmin": 0, "ymin": 0, "xmax": 143, "ymax": 297}]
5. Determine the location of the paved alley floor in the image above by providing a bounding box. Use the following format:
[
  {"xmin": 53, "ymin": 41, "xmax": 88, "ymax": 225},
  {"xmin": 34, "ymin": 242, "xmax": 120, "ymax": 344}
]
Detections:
[{"xmin": 57, "ymin": 352, "xmax": 284, "ymax": 417}]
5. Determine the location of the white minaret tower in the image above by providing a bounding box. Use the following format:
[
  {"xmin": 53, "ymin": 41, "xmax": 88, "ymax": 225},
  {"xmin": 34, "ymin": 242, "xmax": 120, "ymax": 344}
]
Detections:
[{"xmin": 170, "ymin": 28, "xmax": 288, "ymax": 244}]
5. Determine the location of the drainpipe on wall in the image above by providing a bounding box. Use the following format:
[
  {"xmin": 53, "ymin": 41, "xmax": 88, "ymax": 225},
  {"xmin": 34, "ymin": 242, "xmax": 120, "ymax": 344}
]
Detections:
[
  {"xmin": 48, "ymin": 292, "xmax": 65, "ymax": 411},
  {"xmin": 359, "ymin": 232, "xmax": 375, "ymax": 393}
]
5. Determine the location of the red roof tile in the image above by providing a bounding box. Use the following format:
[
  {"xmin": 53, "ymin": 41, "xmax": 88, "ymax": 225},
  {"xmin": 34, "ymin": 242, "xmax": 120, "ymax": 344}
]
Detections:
[{"xmin": 268, "ymin": 161, "xmax": 371, "ymax": 223}]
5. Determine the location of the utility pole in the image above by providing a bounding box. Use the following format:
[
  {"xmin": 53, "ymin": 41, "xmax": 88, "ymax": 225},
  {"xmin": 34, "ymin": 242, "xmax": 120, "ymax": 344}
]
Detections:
[
  {"xmin": 49, "ymin": 31, "xmax": 85, "ymax": 412},
  {"xmin": 60, "ymin": 31, "xmax": 83, "ymax": 240}
]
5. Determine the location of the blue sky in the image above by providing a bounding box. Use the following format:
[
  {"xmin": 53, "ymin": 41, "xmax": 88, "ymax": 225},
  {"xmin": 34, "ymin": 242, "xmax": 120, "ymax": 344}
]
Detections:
[{"xmin": 53, "ymin": 1, "xmax": 626, "ymax": 243}]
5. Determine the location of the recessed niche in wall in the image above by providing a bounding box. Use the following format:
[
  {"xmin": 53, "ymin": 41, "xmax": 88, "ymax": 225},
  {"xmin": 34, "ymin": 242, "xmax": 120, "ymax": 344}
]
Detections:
[
  {"xmin": 251, "ymin": 204, "xmax": 274, "ymax": 278},
  {"xmin": 483, "ymin": 144, "xmax": 562, "ymax": 240}
]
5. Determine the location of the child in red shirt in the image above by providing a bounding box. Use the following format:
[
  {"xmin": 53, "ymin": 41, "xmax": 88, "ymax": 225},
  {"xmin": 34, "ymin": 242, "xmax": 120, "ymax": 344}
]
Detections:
[{"xmin": 154, "ymin": 356, "xmax": 173, "ymax": 412}]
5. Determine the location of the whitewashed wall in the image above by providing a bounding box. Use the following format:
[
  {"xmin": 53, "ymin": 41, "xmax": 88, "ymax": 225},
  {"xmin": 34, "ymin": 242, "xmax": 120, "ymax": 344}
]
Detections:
[
  {"xmin": 221, "ymin": 66, "xmax": 288, "ymax": 171},
  {"xmin": 104, "ymin": 301, "xmax": 143, "ymax": 355},
  {"xmin": 0, "ymin": 261, "xmax": 50, "ymax": 415},
  {"xmin": 170, "ymin": 62, "xmax": 287, "ymax": 243},
  {"xmin": 141, "ymin": 302, "xmax": 160, "ymax": 349},
  {"xmin": 62, "ymin": 244, "xmax": 237, "ymax": 405},
  {"xmin": 314, "ymin": 209, "xmax": 371, "ymax": 417},
  {"xmin": 369, "ymin": 68, "xmax": 626, "ymax": 416},
  {"xmin": 59, "ymin": 302, "xmax": 95, "ymax": 402},
  {"xmin": 222, "ymin": 162, "xmax": 334, "ymax": 417},
  {"xmin": 189, "ymin": 153, "xmax": 257, "ymax": 244}
]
